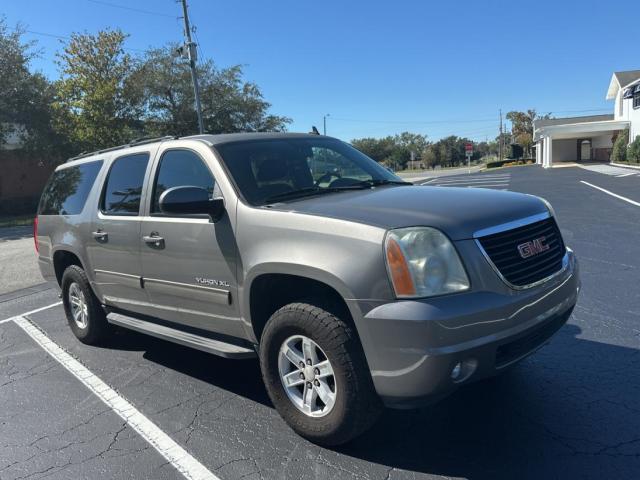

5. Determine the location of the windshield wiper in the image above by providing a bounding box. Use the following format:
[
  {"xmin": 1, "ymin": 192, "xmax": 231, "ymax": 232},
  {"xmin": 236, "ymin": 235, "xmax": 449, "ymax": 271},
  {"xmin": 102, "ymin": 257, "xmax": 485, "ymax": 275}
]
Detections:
[
  {"xmin": 353, "ymin": 179, "xmax": 413, "ymax": 188},
  {"xmin": 264, "ymin": 187, "xmax": 331, "ymax": 204},
  {"xmin": 264, "ymin": 179, "xmax": 412, "ymax": 204}
]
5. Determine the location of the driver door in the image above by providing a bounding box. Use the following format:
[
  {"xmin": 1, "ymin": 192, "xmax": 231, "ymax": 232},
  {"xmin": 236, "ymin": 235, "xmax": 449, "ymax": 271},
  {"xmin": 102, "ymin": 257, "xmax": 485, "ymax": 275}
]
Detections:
[{"xmin": 139, "ymin": 146, "xmax": 242, "ymax": 338}]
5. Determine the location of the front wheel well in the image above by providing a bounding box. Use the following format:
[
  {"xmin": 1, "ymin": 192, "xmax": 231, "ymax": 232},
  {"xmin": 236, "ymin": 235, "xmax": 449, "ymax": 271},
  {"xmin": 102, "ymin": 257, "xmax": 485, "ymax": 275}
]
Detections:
[
  {"xmin": 249, "ymin": 274, "xmax": 353, "ymax": 342},
  {"xmin": 53, "ymin": 250, "xmax": 83, "ymax": 286}
]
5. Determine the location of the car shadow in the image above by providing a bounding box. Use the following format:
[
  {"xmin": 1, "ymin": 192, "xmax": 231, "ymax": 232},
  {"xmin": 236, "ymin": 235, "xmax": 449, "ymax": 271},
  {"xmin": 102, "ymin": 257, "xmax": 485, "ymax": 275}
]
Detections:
[
  {"xmin": 0, "ymin": 225, "xmax": 33, "ymax": 241},
  {"xmin": 101, "ymin": 327, "xmax": 271, "ymax": 407},
  {"xmin": 334, "ymin": 322, "xmax": 639, "ymax": 478},
  {"xmin": 101, "ymin": 321, "xmax": 638, "ymax": 479}
]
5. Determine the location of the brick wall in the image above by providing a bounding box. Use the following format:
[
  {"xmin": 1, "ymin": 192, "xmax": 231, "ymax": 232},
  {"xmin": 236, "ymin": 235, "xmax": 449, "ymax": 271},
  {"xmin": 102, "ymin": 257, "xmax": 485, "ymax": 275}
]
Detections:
[{"xmin": 0, "ymin": 150, "xmax": 57, "ymax": 215}]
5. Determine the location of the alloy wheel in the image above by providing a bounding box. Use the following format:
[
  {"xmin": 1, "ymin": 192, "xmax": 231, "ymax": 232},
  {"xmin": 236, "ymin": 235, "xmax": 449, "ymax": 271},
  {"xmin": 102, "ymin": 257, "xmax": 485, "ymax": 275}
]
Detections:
[{"xmin": 278, "ymin": 335, "xmax": 337, "ymax": 417}]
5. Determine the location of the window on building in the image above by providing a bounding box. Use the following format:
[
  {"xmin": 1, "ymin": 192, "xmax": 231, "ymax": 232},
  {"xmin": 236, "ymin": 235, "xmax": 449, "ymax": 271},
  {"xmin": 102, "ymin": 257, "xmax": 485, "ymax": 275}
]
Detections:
[
  {"xmin": 101, "ymin": 153, "xmax": 149, "ymax": 215},
  {"xmin": 39, "ymin": 160, "xmax": 103, "ymax": 215},
  {"xmin": 151, "ymin": 149, "xmax": 216, "ymax": 214},
  {"xmin": 634, "ymin": 91, "xmax": 640, "ymax": 109}
]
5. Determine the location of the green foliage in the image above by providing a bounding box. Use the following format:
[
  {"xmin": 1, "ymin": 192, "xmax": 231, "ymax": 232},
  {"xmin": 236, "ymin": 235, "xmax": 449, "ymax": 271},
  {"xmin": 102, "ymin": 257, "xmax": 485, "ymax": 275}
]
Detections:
[
  {"xmin": 351, "ymin": 133, "xmax": 494, "ymax": 171},
  {"xmin": 506, "ymin": 109, "xmax": 550, "ymax": 157},
  {"xmin": 135, "ymin": 46, "xmax": 290, "ymax": 136},
  {"xmin": 350, "ymin": 132, "xmax": 428, "ymax": 169},
  {"xmin": 0, "ymin": 18, "xmax": 60, "ymax": 155},
  {"xmin": 0, "ymin": 21, "xmax": 290, "ymax": 157},
  {"xmin": 628, "ymin": 135, "xmax": 640, "ymax": 163},
  {"xmin": 611, "ymin": 129, "xmax": 629, "ymax": 163},
  {"xmin": 53, "ymin": 29, "xmax": 144, "ymax": 151}
]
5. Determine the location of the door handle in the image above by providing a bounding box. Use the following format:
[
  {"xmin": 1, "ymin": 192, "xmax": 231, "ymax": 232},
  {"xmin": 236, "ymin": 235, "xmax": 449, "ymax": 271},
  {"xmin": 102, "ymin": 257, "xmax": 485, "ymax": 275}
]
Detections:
[
  {"xmin": 143, "ymin": 233, "xmax": 164, "ymax": 248},
  {"xmin": 92, "ymin": 230, "xmax": 108, "ymax": 241}
]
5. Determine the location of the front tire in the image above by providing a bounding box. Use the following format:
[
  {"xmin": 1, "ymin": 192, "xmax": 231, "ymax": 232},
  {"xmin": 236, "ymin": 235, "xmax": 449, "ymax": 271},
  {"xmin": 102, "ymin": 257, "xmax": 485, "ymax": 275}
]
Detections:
[
  {"xmin": 259, "ymin": 302, "xmax": 381, "ymax": 446},
  {"xmin": 61, "ymin": 265, "xmax": 111, "ymax": 345}
]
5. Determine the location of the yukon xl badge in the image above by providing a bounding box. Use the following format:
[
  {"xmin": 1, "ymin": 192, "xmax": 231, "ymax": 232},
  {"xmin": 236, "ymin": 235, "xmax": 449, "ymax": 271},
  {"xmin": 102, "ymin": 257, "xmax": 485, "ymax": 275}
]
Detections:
[
  {"xmin": 517, "ymin": 236, "xmax": 550, "ymax": 259},
  {"xmin": 195, "ymin": 277, "xmax": 230, "ymax": 288}
]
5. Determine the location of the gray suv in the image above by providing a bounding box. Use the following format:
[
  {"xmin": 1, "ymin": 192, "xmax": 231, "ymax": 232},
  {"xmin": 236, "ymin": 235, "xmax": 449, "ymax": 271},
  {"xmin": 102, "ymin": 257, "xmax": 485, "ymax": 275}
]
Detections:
[{"xmin": 35, "ymin": 133, "xmax": 580, "ymax": 445}]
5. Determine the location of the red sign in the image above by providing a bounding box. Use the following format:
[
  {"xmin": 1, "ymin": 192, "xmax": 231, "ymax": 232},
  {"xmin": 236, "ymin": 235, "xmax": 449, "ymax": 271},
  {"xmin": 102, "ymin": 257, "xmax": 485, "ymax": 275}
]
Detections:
[{"xmin": 465, "ymin": 143, "xmax": 473, "ymax": 152}]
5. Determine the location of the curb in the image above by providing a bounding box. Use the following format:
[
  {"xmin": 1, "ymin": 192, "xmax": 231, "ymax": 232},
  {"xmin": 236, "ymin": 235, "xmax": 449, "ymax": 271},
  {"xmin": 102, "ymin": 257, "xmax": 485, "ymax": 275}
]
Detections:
[{"xmin": 610, "ymin": 162, "xmax": 640, "ymax": 170}]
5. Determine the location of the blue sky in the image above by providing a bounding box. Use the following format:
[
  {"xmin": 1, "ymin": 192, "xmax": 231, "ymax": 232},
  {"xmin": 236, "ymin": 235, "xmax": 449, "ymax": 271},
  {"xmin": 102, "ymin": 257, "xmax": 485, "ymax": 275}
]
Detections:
[{"xmin": 3, "ymin": 0, "xmax": 637, "ymax": 142}]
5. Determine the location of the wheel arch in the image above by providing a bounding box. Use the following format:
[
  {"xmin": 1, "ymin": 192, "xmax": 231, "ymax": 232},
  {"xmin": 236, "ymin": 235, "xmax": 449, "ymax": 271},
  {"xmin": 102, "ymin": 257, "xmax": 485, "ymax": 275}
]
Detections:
[
  {"xmin": 52, "ymin": 247, "xmax": 87, "ymax": 286},
  {"xmin": 244, "ymin": 264, "xmax": 361, "ymax": 343}
]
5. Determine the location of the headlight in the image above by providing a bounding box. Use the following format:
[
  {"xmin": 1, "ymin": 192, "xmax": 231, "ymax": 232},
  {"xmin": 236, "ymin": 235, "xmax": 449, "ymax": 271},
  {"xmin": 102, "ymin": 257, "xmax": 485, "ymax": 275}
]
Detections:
[{"xmin": 385, "ymin": 227, "xmax": 470, "ymax": 298}]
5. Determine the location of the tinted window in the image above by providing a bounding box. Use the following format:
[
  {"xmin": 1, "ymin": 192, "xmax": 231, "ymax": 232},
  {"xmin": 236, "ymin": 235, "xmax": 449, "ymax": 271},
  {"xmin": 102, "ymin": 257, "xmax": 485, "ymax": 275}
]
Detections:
[
  {"xmin": 215, "ymin": 138, "xmax": 400, "ymax": 205},
  {"xmin": 152, "ymin": 150, "xmax": 215, "ymax": 213},
  {"xmin": 102, "ymin": 153, "xmax": 149, "ymax": 215},
  {"xmin": 39, "ymin": 160, "xmax": 103, "ymax": 215}
]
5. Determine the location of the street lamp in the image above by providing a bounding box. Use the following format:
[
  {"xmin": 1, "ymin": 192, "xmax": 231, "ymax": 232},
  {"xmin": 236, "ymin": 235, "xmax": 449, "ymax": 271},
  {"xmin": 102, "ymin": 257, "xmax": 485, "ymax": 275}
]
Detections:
[{"xmin": 323, "ymin": 114, "xmax": 330, "ymax": 135}]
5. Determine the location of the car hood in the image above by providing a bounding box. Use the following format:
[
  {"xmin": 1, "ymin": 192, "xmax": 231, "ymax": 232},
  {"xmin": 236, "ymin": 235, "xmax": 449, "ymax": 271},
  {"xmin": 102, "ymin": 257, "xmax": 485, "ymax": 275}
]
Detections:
[{"xmin": 269, "ymin": 185, "xmax": 548, "ymax": 240}]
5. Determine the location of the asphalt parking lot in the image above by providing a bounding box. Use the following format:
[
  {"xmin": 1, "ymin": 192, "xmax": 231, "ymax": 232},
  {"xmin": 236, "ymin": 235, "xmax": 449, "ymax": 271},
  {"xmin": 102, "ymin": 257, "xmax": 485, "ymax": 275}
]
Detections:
[{"xmin": 1, "ymin": 164, "xmax": 639, "ymax": 479}]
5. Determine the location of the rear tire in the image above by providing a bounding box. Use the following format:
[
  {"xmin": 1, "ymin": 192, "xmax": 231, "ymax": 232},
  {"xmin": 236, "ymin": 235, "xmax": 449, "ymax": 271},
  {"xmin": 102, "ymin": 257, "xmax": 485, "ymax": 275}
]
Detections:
[
  {"xmin": 259, "ymin": 302, "xmax": 381, "ymax": 446},
  {"xmin": 61, "ymin": 265, "xmax": 111, "ymax": 345}
]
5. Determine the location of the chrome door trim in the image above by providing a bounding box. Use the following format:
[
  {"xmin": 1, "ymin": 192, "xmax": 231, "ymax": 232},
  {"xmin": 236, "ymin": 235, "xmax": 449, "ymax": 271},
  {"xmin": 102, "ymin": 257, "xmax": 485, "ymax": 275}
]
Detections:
[
  {"xmin": 143, "ymin": 277, "xmax": 231, "ymax": 305},
  {"xmin": 94, "ymin": 269, "xmax": 140, "ymax": 280},
  {"xmin": 102, "ymin": 296, "xmax": 239, "ymax": 321}
]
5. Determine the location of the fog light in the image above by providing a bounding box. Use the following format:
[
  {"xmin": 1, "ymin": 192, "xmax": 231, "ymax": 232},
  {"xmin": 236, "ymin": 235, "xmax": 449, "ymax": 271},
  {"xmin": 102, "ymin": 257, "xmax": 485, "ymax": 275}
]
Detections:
[{"xmin": 451, "ymin": 358, "xmax": 478, "ymax": 383}]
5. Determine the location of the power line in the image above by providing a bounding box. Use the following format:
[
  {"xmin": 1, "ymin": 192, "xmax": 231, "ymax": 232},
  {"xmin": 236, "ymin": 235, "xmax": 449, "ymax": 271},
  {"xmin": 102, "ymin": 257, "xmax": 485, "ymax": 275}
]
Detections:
[
  {"xmin": 20, "ymin": 28, "xmax": 148, "ymax": 53},
  {"xmin": 330, "ymin": 116, "xmax": 498, "ymax": 125},
  {"xmin": 82, "ymin": 0, "xmax": 176, "ymax": 18}
]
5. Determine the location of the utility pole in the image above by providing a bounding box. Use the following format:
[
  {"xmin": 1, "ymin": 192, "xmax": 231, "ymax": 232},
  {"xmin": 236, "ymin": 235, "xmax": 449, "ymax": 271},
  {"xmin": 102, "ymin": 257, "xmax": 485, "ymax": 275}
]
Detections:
[
  {"xmin": 499, "ymin": 109, "xmax": 503, "ymax": 162},
  {"xmin": 180, "ymin": 0, "xmax": 204, "ymax": 134},
  {"xmin": 323, "ymin": 114, "xmax": 330, "ymax": 135}
]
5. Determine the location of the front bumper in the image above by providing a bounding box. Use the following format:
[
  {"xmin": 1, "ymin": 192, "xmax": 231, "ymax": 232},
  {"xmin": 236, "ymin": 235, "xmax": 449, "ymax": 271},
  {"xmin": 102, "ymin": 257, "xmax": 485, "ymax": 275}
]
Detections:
[{"xmin": 351, "ymin": 249, "xmax": 580, "ymax": 409}]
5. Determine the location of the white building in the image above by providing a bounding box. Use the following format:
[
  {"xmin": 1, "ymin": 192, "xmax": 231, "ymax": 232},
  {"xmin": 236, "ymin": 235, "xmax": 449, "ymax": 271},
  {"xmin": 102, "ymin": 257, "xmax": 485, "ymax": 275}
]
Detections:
[{"xmin": 533, "ymin": 70, "xmax": 640, "ymax": 168}]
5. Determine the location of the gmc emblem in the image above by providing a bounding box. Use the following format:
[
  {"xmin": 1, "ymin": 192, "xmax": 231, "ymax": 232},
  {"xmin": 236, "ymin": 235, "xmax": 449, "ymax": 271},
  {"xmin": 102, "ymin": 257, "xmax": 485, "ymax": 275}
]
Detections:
[{"xmin": 517, "ymin": 236, "xmax": 550, "ymax": 259}]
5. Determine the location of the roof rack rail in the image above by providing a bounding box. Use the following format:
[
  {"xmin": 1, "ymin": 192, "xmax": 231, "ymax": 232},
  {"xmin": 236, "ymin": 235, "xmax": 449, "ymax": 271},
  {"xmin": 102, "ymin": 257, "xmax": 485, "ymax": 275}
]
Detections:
[
  {"xmin": 129, "ymin": 135, "xmax": 177, "ymax": 146},
  {"xmin": 66, "ymin": 135, "xmax": 178, "ymax": 162}
]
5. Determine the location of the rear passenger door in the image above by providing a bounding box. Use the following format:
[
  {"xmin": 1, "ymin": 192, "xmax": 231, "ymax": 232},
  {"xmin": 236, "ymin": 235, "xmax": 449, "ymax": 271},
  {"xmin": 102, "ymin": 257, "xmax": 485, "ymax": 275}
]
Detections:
[
  {"xmin": 140, "ymin": 147, "xmax": 242, "ymax": 337},
  {"xmin": 86, "ymin": 152, "xmax": 151, "ymax": 312}
]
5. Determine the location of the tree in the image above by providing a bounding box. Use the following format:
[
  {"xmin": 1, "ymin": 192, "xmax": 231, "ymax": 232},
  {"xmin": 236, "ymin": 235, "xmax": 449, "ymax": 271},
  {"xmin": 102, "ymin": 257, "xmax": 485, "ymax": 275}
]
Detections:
[
  {"xmin": 627, "ymin": 135, "xmax": 640, "ymax": 164},
  {"xmin": 611, "ymin": 129, "xmax": 629, "ymax": 163},
  {"xmin": 134, "ymin": 45, "xmax": 290, "ymax": 136},
  {"xmin": 350, "ymin": 136, "xmax": 395, "ymax": 163},
  {"xmin": 506, "ymin": 109, "xmax": 550, "ymax": 157},
  {"xmin": 0, "ymin": 18, "xmax": 59, "ymax": 154},
  {"xmin": 53, "ymin": 29, "xmax": 145, "ymax": 151}
]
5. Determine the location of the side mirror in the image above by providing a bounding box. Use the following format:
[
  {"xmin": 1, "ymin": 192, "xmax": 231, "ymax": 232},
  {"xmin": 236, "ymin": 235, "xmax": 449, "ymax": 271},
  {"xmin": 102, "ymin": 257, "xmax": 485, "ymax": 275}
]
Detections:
[{"xmin": 159, "ymin": 186, "xmax": 225, "ymax": 223}]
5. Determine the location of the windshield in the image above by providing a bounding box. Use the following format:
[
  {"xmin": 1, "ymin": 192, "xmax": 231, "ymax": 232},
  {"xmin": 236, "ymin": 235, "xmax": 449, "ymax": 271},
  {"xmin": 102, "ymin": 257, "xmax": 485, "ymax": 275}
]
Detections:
[{"xmin": 215, "ymin": 137, "xmax": 406, "ymax": 205}]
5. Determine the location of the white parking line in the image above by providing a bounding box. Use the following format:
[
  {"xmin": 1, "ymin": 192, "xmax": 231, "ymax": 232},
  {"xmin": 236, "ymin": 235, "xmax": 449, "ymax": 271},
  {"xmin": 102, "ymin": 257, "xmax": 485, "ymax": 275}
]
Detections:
[
  {"xmin": 434, "ymin": 181, "xmax": 510, "ymax": 186},
  {"xmin": 580, "ymin": 181, "xmax": 640, "ymax": 207},
  {"xmin": 10, "ymin": 313, "xmax": 219, "ymax": 480},
  {"xmin": 617, "ymin": 173, "xmax": 636, "ymax": 178},
  {"xmin": 0, "ymin": 301, "xmax": 62, "ymax": 324},
  {"xmin": 435, "ymin": 175, "xmax": 510, "ymax": 182}
]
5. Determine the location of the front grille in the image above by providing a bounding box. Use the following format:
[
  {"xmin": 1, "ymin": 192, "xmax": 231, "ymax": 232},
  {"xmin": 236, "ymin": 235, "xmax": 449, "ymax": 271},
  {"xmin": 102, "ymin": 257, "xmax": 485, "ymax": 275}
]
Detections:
[
  {"xmin": 477, "ymin": 217, "xmax": 566, "ymax": 287},
  {"xmin": 495, "ymin": 307, "xmax": 572, "ymax": 367}
]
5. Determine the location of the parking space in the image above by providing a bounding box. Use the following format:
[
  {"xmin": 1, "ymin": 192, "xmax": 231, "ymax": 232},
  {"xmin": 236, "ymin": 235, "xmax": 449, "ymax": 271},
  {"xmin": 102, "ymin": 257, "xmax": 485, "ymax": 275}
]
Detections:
[
  {"xmin": 577, "ymin": 163, "xmax": 640, "ymax": 177},
  {"xmin": 421, "ymin": 172, "xmax": 511, "ymax": 189},
  {"xmin": 1, "ymin": 165, "xmax": 639, "ymax": 479}
]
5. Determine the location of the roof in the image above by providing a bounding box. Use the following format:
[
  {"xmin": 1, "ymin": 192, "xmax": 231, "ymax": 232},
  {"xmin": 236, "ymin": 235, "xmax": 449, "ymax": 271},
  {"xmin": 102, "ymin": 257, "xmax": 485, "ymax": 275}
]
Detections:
[
  {"xmin": 66, "ymin": 132, "xmax": 323, "ymax": 163},
  {"xmin": 534, "ymin": 114, "xmax": 614, "ymax": 129},
  {"xmin": 606, "ymin": 70, "xmax": 640, "ymax": 99},
  {"xmin": 186, "ymin": 132, "xmax": 323, "ymax": 146}
]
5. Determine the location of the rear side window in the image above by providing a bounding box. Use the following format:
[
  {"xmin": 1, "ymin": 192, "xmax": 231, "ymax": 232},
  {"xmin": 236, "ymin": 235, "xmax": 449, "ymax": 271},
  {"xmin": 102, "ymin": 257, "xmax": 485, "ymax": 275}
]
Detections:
[
  {"xmin": 39, "ymin": 160, "xmax": 103, "ymax": 215},
  {"xmin": 152, "ymin": 149, "xmax": 216, "ymax": 213},
  {"xmin": 101, "ymin": 153, "xmax": 149, "ymax": 215}
]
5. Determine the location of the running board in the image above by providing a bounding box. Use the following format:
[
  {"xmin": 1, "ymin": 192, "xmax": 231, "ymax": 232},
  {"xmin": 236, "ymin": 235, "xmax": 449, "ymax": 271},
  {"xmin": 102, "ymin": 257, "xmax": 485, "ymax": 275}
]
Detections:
[{"xmin": 107, "ymin": 313, "xmax": 256, "ymax": 359}]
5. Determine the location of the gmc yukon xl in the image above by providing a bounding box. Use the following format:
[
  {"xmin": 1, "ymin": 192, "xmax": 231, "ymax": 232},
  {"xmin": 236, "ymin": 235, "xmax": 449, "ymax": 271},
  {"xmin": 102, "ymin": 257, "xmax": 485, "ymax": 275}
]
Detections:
[{"xmin": 35, "ymin": 133, "xmax": 580, "ymax": 445}]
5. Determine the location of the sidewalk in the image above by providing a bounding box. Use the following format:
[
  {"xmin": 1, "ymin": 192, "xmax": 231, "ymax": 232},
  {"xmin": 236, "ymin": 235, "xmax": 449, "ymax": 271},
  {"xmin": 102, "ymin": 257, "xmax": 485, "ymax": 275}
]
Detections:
[{"xmin": 397, "ymin": 165, "xmax": 484, "ymax": 183}]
